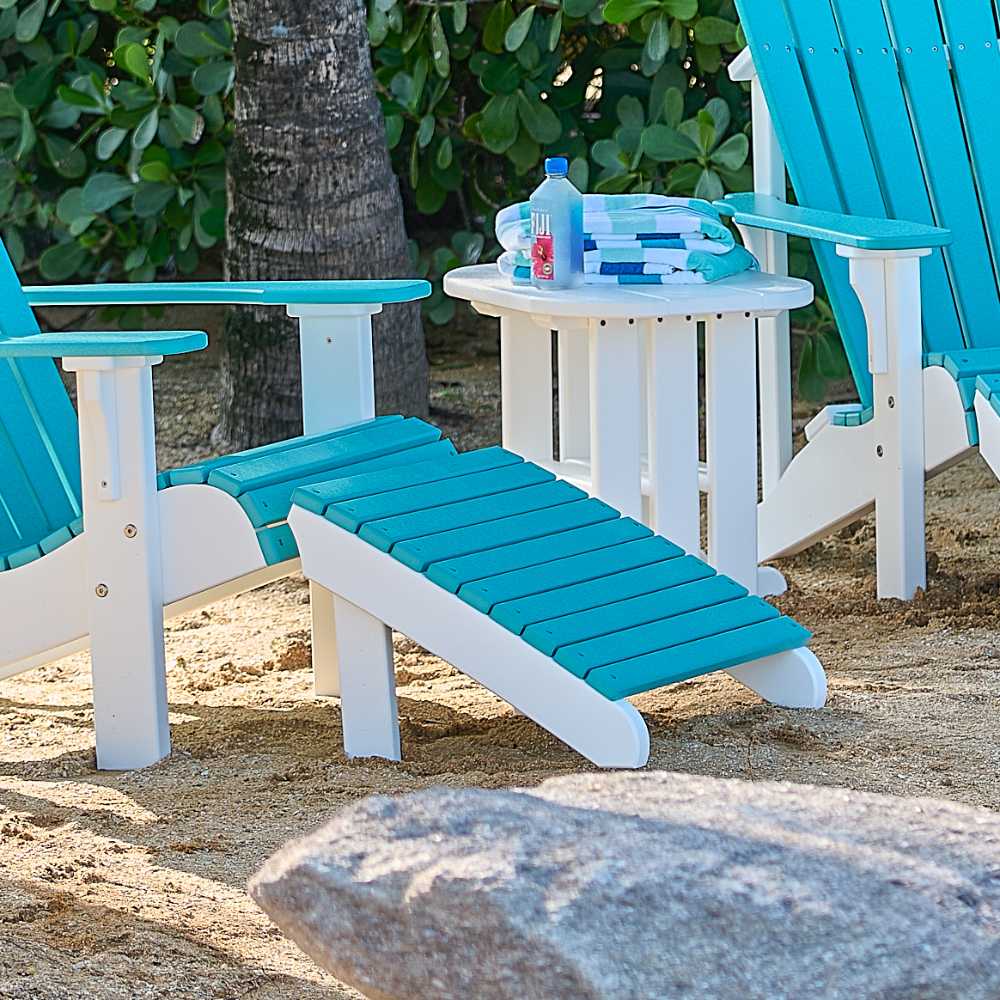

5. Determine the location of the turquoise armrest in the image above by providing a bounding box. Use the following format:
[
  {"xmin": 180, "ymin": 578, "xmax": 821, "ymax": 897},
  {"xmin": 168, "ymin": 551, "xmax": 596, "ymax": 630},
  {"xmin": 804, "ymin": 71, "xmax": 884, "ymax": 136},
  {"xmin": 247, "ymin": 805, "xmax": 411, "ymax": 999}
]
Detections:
[
  {"xmin": 716, "ymin": 194, "xmax": 952, "ymax": 251},
  {"xmin": 23, "ymin": 279, "xmax": 432, "ymax": 308},
  {"xmin": 0, "ymin": 330, "xmax": 208, "ymax": 358}
]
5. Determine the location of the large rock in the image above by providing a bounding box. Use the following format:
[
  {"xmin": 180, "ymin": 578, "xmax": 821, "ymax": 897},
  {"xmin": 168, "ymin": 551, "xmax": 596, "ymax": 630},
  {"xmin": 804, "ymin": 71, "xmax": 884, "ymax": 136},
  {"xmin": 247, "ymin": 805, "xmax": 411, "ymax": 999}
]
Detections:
[{"xmin": 250, "ymin": 773, "xmax": 1000, "ymax": 1000}]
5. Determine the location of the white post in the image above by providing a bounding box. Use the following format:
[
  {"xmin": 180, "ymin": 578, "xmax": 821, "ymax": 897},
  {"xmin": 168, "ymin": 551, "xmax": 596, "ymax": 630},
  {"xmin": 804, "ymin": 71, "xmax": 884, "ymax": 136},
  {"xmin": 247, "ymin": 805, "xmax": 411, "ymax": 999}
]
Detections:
[
  {"xmin": 64, "ymin": 355, "xmax": 170, "ymax": 770},
  {"xmin": 749, "ymin": 77, "xmax": 793, "ymax": 500},
  {"xmin": 336, "ymin": 597, "xmax": 400, "ymax": 761},
  {"xmin": 589, "ymin": 317, "xmax": 643, "ymax": 521},
  {"xmin": 840, "ymin": 247, "xmax": 929, "ymax": 599},
  {"xmin": 557, "ymin": 328, "xmax": 590, "ymax": 463},
  {"xmin": 705, "ymin": 313, "xmax": 760, "ymax": 592},
  {"xmin": 287, "ymin": 302, "xmax": 382, "ymax": 699},
  {"xmin": 645, "ymin": 316, "xmax": 700, "ymax": 553},
  {"xmin": 500, "ymin": 313, "xmax": 554, "ymax": 462}
]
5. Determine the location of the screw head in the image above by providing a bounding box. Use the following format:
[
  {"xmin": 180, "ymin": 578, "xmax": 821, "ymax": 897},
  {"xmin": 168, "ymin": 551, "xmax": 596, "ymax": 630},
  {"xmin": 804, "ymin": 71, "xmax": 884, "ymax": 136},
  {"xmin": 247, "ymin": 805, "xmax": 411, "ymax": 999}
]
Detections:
[
  {"xmin": 876, "ymin": 445, "xmax": 885, "ymax": 458},
  {"xmin": 95, "ymin": 583, "xmax": 109, "ymax": 598},
  {"xmin": 124, "ymin": 524, "xmax": 138, "ymax": 538},
  {"xmin": 888, "ymin": 396, "xmax": 895, "ymax": 409}
]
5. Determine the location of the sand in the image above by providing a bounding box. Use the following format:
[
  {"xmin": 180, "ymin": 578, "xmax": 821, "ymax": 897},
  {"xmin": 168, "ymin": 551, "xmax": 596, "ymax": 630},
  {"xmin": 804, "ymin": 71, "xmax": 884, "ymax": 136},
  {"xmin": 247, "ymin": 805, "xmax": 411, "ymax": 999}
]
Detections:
[{"xmin": 1, "ymin": 319, "xmax": 998, "ymax": 998}]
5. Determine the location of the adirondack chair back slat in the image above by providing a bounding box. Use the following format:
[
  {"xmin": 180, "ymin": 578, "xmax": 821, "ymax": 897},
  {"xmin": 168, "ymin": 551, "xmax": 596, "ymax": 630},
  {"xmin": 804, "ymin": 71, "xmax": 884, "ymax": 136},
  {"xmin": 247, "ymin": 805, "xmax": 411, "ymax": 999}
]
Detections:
[
  {"xmin": 0, "ymin": 242, "xmax": 81, "ymax": 556},
  {"xmin": 734, "ymin": 0, "xmax": 1000, "ymax": 407}
]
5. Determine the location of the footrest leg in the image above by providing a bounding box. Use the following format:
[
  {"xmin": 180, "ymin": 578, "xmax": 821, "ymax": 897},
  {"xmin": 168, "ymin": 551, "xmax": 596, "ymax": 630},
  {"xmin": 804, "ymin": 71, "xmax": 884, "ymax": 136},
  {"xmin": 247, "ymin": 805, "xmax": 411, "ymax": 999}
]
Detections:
[
  {"xmin": 727, "ymin": 648, "xmax": 827, "ymax": 708},
  {"xmin": 336, "ymin": 598, "xmax": 401, "ymax": 761},
  {"xmin": 310, "ymin": 582, "xmax": 341, "ymax": 697}
]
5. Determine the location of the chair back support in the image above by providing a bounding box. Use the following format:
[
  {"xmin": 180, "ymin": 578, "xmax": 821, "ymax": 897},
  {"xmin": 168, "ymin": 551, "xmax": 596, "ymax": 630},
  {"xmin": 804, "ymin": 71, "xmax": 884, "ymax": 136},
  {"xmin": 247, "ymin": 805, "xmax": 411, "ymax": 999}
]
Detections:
[
  {"xmin": 735, "ymin": 0, "xmax": 1000, "ymax": 407},
  {"xmin": 0, "ymin": 241, "xmax": 81, "ymax": 556}
]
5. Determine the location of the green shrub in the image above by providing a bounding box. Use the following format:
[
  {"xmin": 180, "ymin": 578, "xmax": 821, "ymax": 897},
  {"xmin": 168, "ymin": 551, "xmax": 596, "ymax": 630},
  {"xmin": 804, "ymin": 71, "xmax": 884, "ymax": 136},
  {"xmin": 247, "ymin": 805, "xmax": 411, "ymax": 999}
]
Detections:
[{"xmin": 0, "ymin": 0, "xmax": 232, "ymax": 286}]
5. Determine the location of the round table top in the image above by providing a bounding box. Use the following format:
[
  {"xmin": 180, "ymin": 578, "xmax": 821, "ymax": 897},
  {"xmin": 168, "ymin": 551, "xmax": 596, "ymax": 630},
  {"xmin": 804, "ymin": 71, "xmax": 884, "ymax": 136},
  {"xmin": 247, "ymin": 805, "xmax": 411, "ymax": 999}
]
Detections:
[{"xmin": 444, "ymin": 264, "xmax": 814, "ymax": 319}]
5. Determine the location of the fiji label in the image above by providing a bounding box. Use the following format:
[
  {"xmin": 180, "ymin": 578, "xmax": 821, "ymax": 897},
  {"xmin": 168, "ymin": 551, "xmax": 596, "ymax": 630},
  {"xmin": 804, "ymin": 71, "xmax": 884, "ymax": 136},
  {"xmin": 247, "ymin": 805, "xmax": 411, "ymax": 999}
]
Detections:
[{"xmin": 531, "ymin": 210, "xmax": 554, "ymax": 281}]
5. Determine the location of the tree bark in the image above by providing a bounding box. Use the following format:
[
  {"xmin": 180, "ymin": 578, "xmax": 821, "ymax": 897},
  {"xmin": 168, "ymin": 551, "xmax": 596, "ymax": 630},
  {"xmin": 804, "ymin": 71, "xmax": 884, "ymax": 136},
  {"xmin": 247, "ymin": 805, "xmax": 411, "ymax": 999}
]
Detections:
[{"xmin": 220, "ymin": 0, "xmax": 428, "ymax": 449}]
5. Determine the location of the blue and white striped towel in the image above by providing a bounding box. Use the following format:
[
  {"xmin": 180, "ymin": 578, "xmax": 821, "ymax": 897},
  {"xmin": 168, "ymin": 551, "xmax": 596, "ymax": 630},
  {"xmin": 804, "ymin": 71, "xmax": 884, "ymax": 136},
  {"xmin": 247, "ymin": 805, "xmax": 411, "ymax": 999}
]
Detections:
[{"xmin": 495, "ymin": 194, "xmax": 757, "ymax": 285}]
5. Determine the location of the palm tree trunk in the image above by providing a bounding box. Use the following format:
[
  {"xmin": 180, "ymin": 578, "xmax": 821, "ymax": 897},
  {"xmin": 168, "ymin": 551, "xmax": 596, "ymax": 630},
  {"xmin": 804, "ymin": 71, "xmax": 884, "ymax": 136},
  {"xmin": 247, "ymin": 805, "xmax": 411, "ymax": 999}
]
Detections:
[{"xmin": 220, "ymin": 0, "xmax": 427, "ymax": 449}]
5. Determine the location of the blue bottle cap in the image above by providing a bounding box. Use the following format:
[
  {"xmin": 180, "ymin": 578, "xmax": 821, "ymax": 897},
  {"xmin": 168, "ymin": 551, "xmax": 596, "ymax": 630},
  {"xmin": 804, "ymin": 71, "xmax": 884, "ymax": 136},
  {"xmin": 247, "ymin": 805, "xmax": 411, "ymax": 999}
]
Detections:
[{"xmin": 545, "ymin": 156, "xmax": 569, "ymax": 176}]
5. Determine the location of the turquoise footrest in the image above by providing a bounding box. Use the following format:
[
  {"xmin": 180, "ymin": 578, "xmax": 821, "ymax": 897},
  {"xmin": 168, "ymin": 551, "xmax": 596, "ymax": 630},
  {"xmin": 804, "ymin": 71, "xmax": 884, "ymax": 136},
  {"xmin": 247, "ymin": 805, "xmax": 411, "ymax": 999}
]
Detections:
[{"xmin": 293, "ymin": 450, "xmax": 812, "ymax": 701}]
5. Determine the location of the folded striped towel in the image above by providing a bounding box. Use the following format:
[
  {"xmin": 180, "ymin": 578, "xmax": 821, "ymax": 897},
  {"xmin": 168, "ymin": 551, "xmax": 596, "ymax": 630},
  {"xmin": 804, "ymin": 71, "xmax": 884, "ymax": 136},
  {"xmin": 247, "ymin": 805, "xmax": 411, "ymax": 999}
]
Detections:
[{"xmin": 495, "ymin": 193, "xmax": 757, "ymax": 286}]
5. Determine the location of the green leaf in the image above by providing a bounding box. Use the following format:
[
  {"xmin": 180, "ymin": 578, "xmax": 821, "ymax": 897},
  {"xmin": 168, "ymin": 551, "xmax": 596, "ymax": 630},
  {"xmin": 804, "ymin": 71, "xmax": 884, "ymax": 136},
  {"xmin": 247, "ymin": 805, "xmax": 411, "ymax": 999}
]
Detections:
[
  {"xmin": 616, "ymin": 94, "xmax": 644, "ymax": 128},
  {"xmin": 39, "ymin": 241, "xmax": 86, "ymax": 281},
  {"xmin": 506, "ymin": 129, "xmax": 540, "ymax": 172},
  {"xmin": 133, "ymin": 182, "xmax": 175, "ymax": 218},
  {"xmin": 15, "ymin": 0, "xmax": 45, "ymax": 43},
  {"xmin": 483, "ymin": 1, "xmax": 514, "ymax": 54},
  {"xmin": 417, "ymin": 113, "xmax": 434, "ymax": 148},
  {"xmin": 436, "ymin": 135, "xmax": 453, "ymax": 168},
  {"xmin": 384, "ymin": 114, "xmax": 403, "ymax": 149},
  {"xmin": 452, "ymin": 230, "xmax": 484, "ymax": 264},
  {"xmin": 480, "ymin": 93, "xmax": 519, "ymax": 152},
  {"xmin": 42, "ymin": 133, "xmax": 86, "ymax": 178},
  {"xmin": 704, "ymin": 95, "xmax": 730, "ymax": 142},
  {"xmin": 96, "ymin": 127, "xmax": 127, "ymax": 160},
  {"xmin": 115, "ymin": 42, "xmax": 150, "ymax": 80},
  {"xmin": 13, "ymin": 62, "xmax": 57, "ymax": 109},
  {"xmin": 797, "ymin": 337, "xmax": 825, "ymax": 403},
  {"xmin": 547, "ymin": 11, "xmax": 562, "ymax": 51},
  {"xmin": 710, "ymin": 133, "xmax": 748, "ymax": 171},
  {"xmin": 644, "ymin": 12, "xmax": 669, "ymax": 63},
  {"xmin": 451, "ymin": 1, "xmax": 468, "ymax": 33},
  {"xmin": 168, "ymin": 104, "xmax": 204, "ymax": 143},
  {"xmin": 132, "ymin": 108, "xmax": 159, "ymax": 150},
  {"xmin": 192, "ymin": 59, "xmax": 233, "ymax": 95},
  {"xmin": 563, "ymin": 0, "xmax": 598, "ymax": 16},
  {"xmin": 82, "ymin": 173, "xmax": 135, "ymax": 213},
  {"xmin": 516, "ymin": 90, "xmax": 560, "ymax": 144},
  {"xmin": 640, "ymin": 123, "xmax": 699, "ymax": 162},
  {"xmin": 601, "ymin": 0, "xmax": 660, "ymax": 25},
  {"xmin": 174, "ymin": 21, "xmax": 228, "ymax": 59},
  {"xmin": 591, "ymin": 138, "xmax": 624, "ymax": 170},
  {"xmin": 568, "ymin": 156, "xmax": 589, "ymax": 192},
  {"xmin": 429, "ymin": 11, "xmax": 449, "ymax": 78},
  {"xmin": 504, "ymin": 5, "xmax": 535, "ymax": 51},
  {"xmin": 662, "ymin": 0, "xmax": 697, "ymax": 17},
  {"xmin": 694, "ymin": 166, "xmax": 724, "ymax": 201},
  {"xmin": 694, "ymin": 16, "xmax": 736, "ymax": 45}
]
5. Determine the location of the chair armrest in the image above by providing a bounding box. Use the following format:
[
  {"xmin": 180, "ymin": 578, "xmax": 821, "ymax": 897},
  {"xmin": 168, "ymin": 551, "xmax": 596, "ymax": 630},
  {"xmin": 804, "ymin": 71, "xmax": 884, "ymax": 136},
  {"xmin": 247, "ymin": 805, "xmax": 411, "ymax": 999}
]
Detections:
[
  {"xmin": 716, "ymin": 194, "xmax": 952, "ymax": 251},
  {"xmin": 23, "ymin": 279, "xmax": 432, "ymax": 308},
  {"xmin": 0, "ymin": 330, "xmax": 207, "ymax": 358}
]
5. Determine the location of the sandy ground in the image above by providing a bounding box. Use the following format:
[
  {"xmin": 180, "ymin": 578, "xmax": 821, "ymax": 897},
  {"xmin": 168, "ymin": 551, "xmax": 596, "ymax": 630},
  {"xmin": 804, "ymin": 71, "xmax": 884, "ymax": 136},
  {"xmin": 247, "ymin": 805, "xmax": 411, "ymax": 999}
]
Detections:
[{"xmin": 2, "ymin": 315, "xmax": 999, "ymax": 998}]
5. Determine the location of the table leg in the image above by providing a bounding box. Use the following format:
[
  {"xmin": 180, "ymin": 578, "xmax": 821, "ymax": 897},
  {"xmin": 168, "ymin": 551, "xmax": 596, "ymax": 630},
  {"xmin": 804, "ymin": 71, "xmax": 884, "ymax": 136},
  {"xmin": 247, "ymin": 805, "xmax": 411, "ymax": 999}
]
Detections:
[
  {"xmin": 706, "ymin": 313, "xmax": 760, "ymax": 592},
  {"xmin": 646, "ymin": 316, "xmax": 700, "ymax": 554},
  {"xmin": 501, "ymin": 313, "xmax": 553, "ymax": 462},
  {"xmin": 589, "ymin": 318, "xmax": 643, "ymax": 521},
  {"xmin": 557, "ymin": 328, "xmax": 590, "ymax": 463}
]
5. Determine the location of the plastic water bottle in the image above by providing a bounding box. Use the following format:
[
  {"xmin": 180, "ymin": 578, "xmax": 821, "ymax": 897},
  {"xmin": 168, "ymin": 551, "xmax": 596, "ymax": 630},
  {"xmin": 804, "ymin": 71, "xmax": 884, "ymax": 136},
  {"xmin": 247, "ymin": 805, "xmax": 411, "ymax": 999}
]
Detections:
[{"xmin": 529, "ymin": 157, "xmax": 584, "ymax": 289}]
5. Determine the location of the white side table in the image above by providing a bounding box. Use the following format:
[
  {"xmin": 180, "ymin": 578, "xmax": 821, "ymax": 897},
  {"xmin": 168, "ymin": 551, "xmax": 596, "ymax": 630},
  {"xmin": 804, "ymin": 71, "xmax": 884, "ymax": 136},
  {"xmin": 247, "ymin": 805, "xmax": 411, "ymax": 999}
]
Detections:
[{"xmin": 443, "ymin": 264, "xmax": 813, "ymax": 595}]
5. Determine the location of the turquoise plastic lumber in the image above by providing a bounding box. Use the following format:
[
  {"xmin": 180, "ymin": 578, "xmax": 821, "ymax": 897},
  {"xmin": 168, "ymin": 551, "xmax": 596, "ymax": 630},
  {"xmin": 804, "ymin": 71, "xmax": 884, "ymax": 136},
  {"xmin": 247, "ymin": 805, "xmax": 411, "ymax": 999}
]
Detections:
[
  {"xmin": 718, "ymin": 195, "xmax": 951, "ymax": 251},
  {"xmin": 426, "ymin": 517, "xmax": 653, "ymax": 593},
  {"xmin": 957, "ymin": 380, "xmax": 978, "ymax": 412},
  {"xmin": 0, "ymin": 330, "xmax": 208, "ymax": 358},
  {"xmin": 491, "ymin": 554, "xmax": 715, "ymax": 635},
  {"xmin": 359, "ymin": 480, "xmax": 586, "ymax": 551},
  {"xmin": 835, "ymin": 0, "xmax": 963, "ymax": 350},
  {"xmin": 24, "ymin": 279, "xmax": 432, "ymax": 307},
  {"xmin": 457, "ymin": 535, "xmax": 682, "ymax": 615},
  {"xmin": 831, "ymin": 407, "xmax": 874, "ymax": 429},
  {"xmin": 390, "ymin": 498, "xmax": 620, "ymax": 573},
  {"xmin": 168, "ymin": 414, "xmax": 403, "ymax": 486},
  {"xmin": 731, "ymin": 0, "xmax": 919, "ymax": 404},
  {"xmin": 587, "ymin": 617, "xmax": 812, "ymax": 700},
  {"xmin": 977, "ymin": 374, "xmax": 1000, "ymax": 401},
  {"xmin": 884, "ymin": 0, "xmax": 1000, "ymax": 346},
  {"xmin": 241, "ymin": 441, "xmax": 457, "ymax": 529},
  {"xmin": 966, "ymin": 411, "xmax": 980, "ymax": 445},
  {"xmin": 939, "ymin": 348, "xmax": 1000, "ymax": 380},
  {"xmin": 939, "ymin": 1, "xmax": 1000, "ymax": 317},
  {"xmin": 5, "ymin": 542, "xmax": 43, "ymax": 570},
  {"xmin": 256, "ymin": 523, "xmax": 298, "ymax": 565},
  {"xmin": 330, "ymin": 463, "xmax": 554, "ymax": 533},
  {"xmin": 523, "ymin": 575, "xmax": 748, "ymax": 657},
  {"xmin": 293, "ymin": 446, "xmax": 519, "ymax": 515},
  {"xmin": 207, "ymin": 418, "xmax": 442, "ymax": 497},
  {"xmin": 556, "ymin": 597, "xmax": 779, "ymax": 678}
]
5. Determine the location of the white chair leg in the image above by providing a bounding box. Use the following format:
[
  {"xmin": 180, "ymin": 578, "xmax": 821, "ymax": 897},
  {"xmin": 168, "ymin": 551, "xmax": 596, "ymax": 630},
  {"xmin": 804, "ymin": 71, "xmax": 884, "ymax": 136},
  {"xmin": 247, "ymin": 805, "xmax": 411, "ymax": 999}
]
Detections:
[
  {"xmin": 310, "ymin": 581, "xmax": 341, "ymax": 697},
  {"xmin": 336, "ymin": 598, "xmax": 401, "ymax": 761},
  {"xmin": 727, "ymin": 648, "xmax": 827, "ymax": 708},
  {"xmin": 65, "ymin": 356, "xmax": 171, "ymax": 771}
]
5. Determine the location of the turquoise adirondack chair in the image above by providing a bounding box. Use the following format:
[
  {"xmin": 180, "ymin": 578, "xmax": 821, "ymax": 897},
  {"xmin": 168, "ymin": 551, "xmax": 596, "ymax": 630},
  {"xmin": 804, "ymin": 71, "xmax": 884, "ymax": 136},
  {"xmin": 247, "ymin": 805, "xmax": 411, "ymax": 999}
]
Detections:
[
  {"xmin": 0, "ymin": 237, "xmax": 827, "ymax": 770},
  {"xmin": 718, "ymin": 0, "xmax": 1000, "ymax": 599}
]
